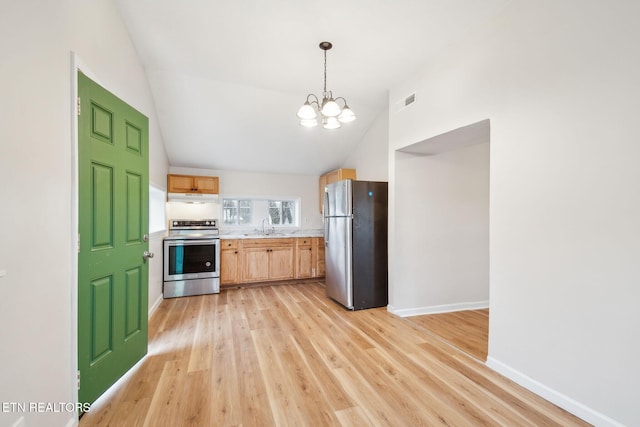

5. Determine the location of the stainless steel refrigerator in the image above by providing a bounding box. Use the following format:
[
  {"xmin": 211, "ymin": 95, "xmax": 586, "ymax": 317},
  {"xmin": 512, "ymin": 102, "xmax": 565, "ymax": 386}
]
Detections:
[{"xmin": 323, "ymin": 179, "xmax": 388, "ymax": 310}]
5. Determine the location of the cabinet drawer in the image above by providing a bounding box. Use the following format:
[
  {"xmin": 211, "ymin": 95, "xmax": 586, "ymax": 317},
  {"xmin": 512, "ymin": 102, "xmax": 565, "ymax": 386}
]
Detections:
[
  {"xmin": 242, "ymin": 238, "xmax": 294, "ymax": 248},
  {"xmin": 297, "ymin": 237, "xmax": 313, "ymax": 247},
  {"xmin": 221, "ymin": 239, "xmax": 239, "ymax": 250}
]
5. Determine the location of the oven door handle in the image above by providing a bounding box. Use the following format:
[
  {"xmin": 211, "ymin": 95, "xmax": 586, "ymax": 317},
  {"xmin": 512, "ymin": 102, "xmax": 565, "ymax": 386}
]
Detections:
[{"xmin": 165, "ymin": 239, "xmax": 219, "ymax": 246}]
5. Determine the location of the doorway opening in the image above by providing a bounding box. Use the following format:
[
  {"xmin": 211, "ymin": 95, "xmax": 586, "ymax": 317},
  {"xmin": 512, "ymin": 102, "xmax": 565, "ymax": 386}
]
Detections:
[{"xmin": 392, "ymin": 119, "xmax": 490, "ymax": 361}]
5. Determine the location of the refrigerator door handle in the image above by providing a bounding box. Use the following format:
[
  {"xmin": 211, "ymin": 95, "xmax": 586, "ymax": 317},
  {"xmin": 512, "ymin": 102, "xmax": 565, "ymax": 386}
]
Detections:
[
  {"xmin": 324, "ymin": 214, "xmax": 330, "ymax": 247},
  {"xmin": 323, "ymin": 189, "xmax": 329, "ymax": 221},
  {"xmin": 323, "ymin": 189, "xmax": 330, "ymax": 247}
]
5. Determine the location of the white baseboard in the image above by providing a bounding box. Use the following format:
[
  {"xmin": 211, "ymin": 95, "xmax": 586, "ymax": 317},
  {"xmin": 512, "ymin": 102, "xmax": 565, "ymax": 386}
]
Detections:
[
  {"xmin": 486, "ymin": 356, "xmax": 625, "ymax": 427},
  {"xmin": 388, "ymin": 300, "xmax": 489, "ymax": 317},
  {"xmin": 148, "ymin": 294, "xmax": 163, "ymax": 318}
]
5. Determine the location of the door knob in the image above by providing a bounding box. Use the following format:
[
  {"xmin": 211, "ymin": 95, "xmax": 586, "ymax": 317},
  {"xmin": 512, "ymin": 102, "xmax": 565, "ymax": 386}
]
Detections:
[{"xmin": 143, "ymin": 251, "xmax": 154, "ymax": 261}]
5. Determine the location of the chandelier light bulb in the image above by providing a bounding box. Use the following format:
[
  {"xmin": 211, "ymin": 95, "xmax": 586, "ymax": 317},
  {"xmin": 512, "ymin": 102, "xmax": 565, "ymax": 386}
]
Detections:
[
  {"xmin": 338, "ymin": 105, "xmax": 356, "ymax": 123},
  {"xmin": 323, "ymin": 116, "xmax": 341, "ymax": 129},
  {"xmin": 300, "ymin": 118, "xmax": 319, "ymax": 127},
  {"xmin": 297, "ymin": 101, "xmax": 317, "ymax": 120},
  {"xmin": 321, "ymin": 99, "xmax": 341, "ymax": 117}
]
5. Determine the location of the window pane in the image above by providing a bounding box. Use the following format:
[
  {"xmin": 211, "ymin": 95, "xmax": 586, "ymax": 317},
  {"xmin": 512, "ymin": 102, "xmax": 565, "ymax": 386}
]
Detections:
[
  {"xmin": 238, "ymin": 200, "xmax": 252, "ymax": 225},
  {"xmin": 282, "ymin": 201, "xmax": 294, "ymax": 225},
  {"xmin": 222, "ymin": 200, "xmax": 237, "ymax": 225},
  {"xmin": 268, "ymin": 201, "xmax": 281, "ymax": 225}
]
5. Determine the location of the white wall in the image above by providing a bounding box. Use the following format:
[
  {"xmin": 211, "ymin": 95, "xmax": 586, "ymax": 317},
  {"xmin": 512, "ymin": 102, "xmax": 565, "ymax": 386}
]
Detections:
[
  {"xmin": 390, "ymin": 142, "xmax": 489, "ymax": 316},
  {"xmin": 388, "ymin": 1, "xmax": 640, "ymax": 425},
  {"xmin": 0, "ymin": 1, "xmax": 168, "ymax": 426},
  {"xmin": 343, "ymin": 107, "xmax": 389, "ymax": 182},
  {"xmin": 169, "ymin": 166, "xmax": 324, "ymax": 229}
]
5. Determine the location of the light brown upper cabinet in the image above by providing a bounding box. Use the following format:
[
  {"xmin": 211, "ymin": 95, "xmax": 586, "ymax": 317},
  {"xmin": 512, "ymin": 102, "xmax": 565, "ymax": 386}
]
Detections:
[
  {"xmin": 318, "ymin": 168, "xmax": 356, "ymax": 212},
  {"xmin": 167, "ymin": 174, "xmax": 219, "ymax": 194}
]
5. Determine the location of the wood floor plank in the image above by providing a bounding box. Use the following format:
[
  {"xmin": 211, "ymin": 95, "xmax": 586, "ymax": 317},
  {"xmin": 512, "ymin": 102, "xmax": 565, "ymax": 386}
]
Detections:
[
  {"xmin": 334, "ymin": 406, "xmax": 372, "ymax": 427},
  {"xmin": 229, "ymin": 314, "xmax": 274, "ymax": 426},
  {"xmin": 79, "ymin": 282, "xmax": 588, "ymax": 427},
  {"xmin": 408, "ymin": 308, "xmax": 490, "ymax": 361}
]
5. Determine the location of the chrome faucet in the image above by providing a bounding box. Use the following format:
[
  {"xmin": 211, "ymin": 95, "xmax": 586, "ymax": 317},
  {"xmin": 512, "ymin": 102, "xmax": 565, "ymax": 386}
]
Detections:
[{"xmin": 262, "ymin": 218, "xmax": 274, "ymax": 235}]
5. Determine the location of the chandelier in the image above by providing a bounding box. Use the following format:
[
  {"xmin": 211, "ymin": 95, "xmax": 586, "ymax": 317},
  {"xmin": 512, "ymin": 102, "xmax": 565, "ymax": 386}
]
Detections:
[{"xmin": 297, "ymin": 41, "xmax": 356, "ymax": 129}]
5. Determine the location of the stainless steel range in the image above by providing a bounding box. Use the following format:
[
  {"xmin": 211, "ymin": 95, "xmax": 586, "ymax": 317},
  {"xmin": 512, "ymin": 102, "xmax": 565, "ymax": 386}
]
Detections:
[{"xmin": 163, "ymin": 219, "xmax": 220, "ymax": 298}]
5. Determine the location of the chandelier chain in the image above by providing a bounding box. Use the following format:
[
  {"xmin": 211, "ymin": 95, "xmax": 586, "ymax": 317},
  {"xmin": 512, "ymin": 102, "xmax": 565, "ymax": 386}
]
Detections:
[{"xmin": 323, "ymin": 49, "xmax": 327, "ymax": 95}]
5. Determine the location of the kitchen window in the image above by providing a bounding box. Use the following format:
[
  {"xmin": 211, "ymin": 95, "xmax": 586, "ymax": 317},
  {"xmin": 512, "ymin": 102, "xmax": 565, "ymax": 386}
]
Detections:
[{"xmin": 222, "ymin": 197, "xmax": 300, "ymax": 228}]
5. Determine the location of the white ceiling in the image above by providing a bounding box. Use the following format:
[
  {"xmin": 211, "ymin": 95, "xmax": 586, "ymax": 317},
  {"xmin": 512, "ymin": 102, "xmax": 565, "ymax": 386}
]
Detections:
[{"xmin": 114, "ymin": 0, "xmax": 510, "ymax": 175}]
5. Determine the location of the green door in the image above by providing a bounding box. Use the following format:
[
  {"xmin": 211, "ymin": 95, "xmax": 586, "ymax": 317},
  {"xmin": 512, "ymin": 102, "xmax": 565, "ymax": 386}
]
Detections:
[{"xmin": 78, "ymin": 72, "xmax": 149, "ymax": 405}]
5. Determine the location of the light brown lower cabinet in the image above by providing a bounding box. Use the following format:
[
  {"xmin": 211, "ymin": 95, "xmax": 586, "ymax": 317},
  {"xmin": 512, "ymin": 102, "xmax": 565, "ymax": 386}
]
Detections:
[
  {"xmin": 220, "ymin": 240, "xmax": 241, "ymax": 285},
  {"xmin": 296, "ymin": 238, "xmax": 314, "ymax": 279},
  {"xmin": 221, "ymin": 237, "xmax": 325, "ymax": 287},
  {"xmin": 241, "ymin": 238, "xmax": 295, "ymax": 283}
]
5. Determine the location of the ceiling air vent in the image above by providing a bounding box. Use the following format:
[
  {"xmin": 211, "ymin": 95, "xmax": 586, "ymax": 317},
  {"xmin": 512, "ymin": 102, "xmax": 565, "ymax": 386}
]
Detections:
[{"xmin": 395, "ymin": 92, "xmax": 417, "ymax": 113}]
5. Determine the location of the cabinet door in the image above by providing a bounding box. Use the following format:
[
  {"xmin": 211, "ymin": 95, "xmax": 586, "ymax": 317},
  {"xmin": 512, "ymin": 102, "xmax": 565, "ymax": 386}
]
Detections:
[
  {"xmin": 242, "ymin": 248, "xmax": 270, "ymax": 282},
  {"xmin": 221, "ymin": 241, "xmax": 240, "ymax": 285},
  {"xmin": 296, "ymin": 243, "xmax": 313, "ymax": 279},
  {"xmin": 194, "ymin": 176, "xmax": 218, "ymax": 194},
  {"xmin": 167, "ymin": 175, "xmax": 195, "ymax": 193},
  {"xmin": 269, "ymin": 247, "xmax": 295, "ymax": 280},
  {"xmin": 338, "ymin": 168, "xmax": 357, "ymax": 181},
  {"xmin": 326, "ymin": 169, "xmax": 340, "ymax": 184}
]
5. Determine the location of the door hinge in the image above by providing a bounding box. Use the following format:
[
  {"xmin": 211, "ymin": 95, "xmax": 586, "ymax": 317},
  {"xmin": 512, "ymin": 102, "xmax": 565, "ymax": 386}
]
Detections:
[
  {"xmin": 77, "ymin": 370, "xmax": 81, "ymax": 390},
  {"xmin": 77, "ymin": 96, "xmax": 81, "ymax": 116}
]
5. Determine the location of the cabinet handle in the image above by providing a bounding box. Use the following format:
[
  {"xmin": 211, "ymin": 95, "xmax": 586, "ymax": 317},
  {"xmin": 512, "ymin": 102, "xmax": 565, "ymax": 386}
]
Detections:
[
  {"xmin": 234, "ymin": 251, "xmax": 238, "ymax": 254},
  {"xmin": 309, "ymin": 248, "xmax": 312, "ymax": 251}
]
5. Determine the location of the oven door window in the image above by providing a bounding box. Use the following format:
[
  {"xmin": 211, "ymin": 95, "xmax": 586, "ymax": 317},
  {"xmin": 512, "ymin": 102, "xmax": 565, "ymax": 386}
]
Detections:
[{"xmin": 166, "ymin": 240, "xmax": 218, "ymax": 278}]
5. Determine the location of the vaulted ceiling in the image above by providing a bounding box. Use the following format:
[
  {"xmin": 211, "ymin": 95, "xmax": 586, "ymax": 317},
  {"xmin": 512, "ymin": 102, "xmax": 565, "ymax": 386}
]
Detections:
[{"xmin": 114, "ymin": 0, "xmax": 510, "ymax": 175}]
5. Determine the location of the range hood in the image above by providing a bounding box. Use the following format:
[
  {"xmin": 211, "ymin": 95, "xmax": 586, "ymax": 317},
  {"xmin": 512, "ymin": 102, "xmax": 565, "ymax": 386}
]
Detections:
[{"xmin": 167, "ymin": 192, "xmax": 219, "ymax": 203}]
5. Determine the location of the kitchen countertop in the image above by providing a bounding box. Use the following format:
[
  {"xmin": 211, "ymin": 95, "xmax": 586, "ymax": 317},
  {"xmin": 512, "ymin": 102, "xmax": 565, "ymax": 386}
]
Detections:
[{"xmin": 219, "ymin": 229, "xmax": 324, "ymax": 240}]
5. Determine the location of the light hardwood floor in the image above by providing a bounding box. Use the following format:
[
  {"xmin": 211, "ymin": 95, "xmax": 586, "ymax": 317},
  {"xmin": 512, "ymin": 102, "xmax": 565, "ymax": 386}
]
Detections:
[
  {"xmin": 79, "ymin": 282, "xmax": 588, "ymax": 426},
  {"xmin": 407, "ymin": 309, "xmax": 489, "ymax": 361}
]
